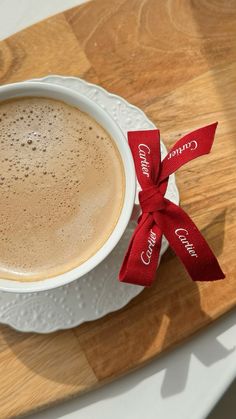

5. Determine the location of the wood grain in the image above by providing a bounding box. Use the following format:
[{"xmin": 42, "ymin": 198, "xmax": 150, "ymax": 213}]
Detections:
[
  {"xmin": 0, "ymin": 327, "xmax": 97, "ymax": 417},
  {"xmin": 0, "ymin": 0, "xmax": 235, "ymax": 417}
]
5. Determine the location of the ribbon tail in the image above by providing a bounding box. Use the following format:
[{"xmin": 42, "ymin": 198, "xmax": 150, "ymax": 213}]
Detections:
[
  {"xmin": 159, "ymin": 123, "xmax": 218, "ymax": 183},
  {"xmin": 128, "ymin": 129, "xmax": 161, "ymax": 189},
  {"xmin": 155, "ymin": 199, "xmax": 225, "ymax": 281},
  {"xmin": 119, "ymin": 215, "xmax": 162, "ymax": 286}
]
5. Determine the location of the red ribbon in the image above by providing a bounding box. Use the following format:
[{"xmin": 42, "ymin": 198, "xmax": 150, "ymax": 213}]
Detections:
[{"xmin": 119, "ymin": 123, "xmax": 225, "ymax": 286}]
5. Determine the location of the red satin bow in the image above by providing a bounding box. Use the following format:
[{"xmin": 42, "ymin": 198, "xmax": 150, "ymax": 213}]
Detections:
[{"xmin": 119, "ymin": 123, "xmax": 225, "ymax": 286}]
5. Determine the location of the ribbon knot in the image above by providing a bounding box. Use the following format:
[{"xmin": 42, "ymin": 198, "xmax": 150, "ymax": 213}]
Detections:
[
  {"xmin": 119, "ymin": 124, "xmax": 225, "ymax": 287},
  {"xmin": 139, "ymin": 187, "xmax": 165, "ymax": 213}
]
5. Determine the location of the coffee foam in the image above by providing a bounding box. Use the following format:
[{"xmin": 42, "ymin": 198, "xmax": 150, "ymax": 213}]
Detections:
[{"xmin": 0, "ymin": 97, "xmax": 125, "ymax": 281}]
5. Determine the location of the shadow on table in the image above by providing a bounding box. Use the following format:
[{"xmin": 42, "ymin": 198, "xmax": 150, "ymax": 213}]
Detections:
[
  {"xmin": 160, "ymin": 310, "xmax": 235, "ymax": 398},
  {"xmin": 22, "ymin": 312, "xmax": 235, "ymax": 419},
  {"xmin": 1, "ymin": 209, "xmax": 233, "ymax": 414},
  {"xmin": 207, "ymin": 379, "xmax": 236, "ymax": 419}
]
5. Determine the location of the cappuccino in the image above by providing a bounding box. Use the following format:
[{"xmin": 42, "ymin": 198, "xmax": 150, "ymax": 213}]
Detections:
[{"xmin": 0, "ymin": 97, "xmax": 125, "ymax": 281}]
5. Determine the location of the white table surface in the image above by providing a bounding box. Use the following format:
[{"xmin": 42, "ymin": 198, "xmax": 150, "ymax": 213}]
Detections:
[{"xmin": 0, "ymin": 1, "xmax": 235, "ymax": 418}]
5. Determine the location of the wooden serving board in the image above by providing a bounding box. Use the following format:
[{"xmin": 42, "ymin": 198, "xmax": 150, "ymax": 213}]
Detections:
[{"xmin": 0, "ymin": 0, "xmax": 235, "ymax": 417}]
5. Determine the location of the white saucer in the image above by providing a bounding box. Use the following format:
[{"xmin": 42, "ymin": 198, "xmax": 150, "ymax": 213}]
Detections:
[{"xmin": 0, "ymin": 76, "xmax": 179, "ymax": 333}]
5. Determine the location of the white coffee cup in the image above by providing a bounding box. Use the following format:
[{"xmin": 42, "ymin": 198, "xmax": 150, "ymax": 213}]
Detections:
[{"xmin": 0, "ymin": 81, "xmax": 136, "ymax": 293}]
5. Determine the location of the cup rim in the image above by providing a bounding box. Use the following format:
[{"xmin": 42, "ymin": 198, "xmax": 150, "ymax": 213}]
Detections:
[{"xmin": 0, "ymin": 81, "xmax": 136, "ymax": 293}]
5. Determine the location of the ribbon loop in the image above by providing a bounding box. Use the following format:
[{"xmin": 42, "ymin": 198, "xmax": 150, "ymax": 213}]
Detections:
[{"xmin": 119, "ymin": 124, "xmax": 225, "ymax": 287}]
